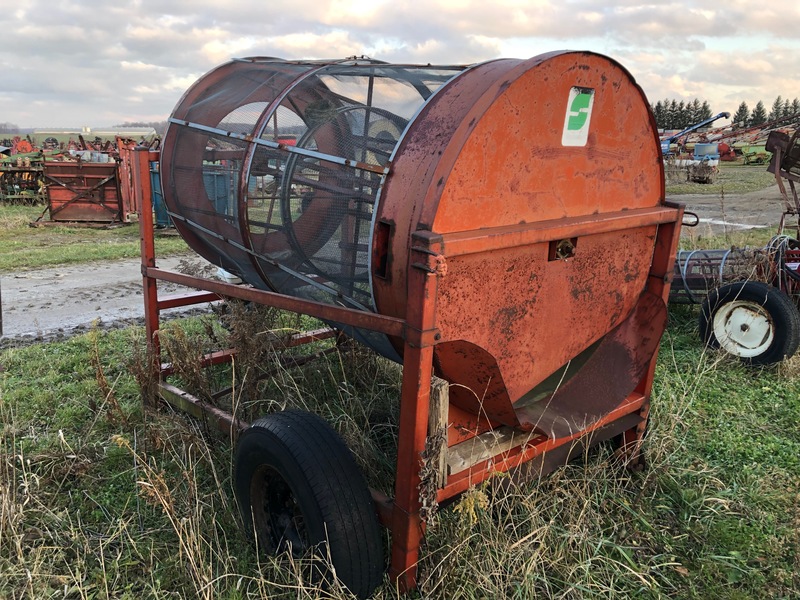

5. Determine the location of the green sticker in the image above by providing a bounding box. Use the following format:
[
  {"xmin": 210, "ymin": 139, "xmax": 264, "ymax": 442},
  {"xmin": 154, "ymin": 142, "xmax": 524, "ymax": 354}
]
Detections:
[
  {"xmin": 562, "ymin": 87, "xmax": 595, "ymax": 146},
  {"xmin": 567, "ymin": 93, "xmax": 593, "ymax": 131}
]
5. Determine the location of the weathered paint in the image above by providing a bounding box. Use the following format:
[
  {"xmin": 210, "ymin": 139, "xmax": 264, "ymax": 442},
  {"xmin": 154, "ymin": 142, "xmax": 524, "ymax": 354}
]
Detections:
[{"xmin": 140, "ymin": 52, "xmax": 683, "ymax": 594}]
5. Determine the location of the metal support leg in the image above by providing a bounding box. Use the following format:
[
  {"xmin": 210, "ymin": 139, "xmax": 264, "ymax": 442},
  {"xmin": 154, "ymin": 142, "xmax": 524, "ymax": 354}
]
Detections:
[{"xmin": 389, "ymin": 234, "xmax": 443, "ymax": 591}]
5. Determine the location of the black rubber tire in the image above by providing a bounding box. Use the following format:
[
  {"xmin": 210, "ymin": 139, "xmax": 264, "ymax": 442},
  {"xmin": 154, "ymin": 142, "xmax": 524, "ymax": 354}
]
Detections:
[
  {"xmin": 699, "ymin": 281, "xmax": 800, "ymax": 365},
  {"xmin": 234, "ymin": 409, "xmax": 383, "ymax": 599}
]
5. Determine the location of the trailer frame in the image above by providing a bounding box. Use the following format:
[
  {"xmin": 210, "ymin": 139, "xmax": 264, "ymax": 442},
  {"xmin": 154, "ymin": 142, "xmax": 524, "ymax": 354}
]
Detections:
[{"xmin": 130, "ymin": 132, "xmax": 683, "ymax": 591}]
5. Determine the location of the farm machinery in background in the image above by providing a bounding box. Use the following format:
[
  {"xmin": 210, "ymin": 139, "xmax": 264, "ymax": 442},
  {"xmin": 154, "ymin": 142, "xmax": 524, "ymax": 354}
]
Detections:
[
  {"xmin": 0, "ymin": 136, "xmax": 50, "ymax": 204},
  {"xmin": 1, "ymin": 134, "xmax": 165, "ymax": 224},
  {"xmin": 714, "ymin": 112, "xmax": 800, "ymax": 165},
  {"xmin": 670, "ymin": 128, "xmax": 800, "ymax": 365},
  {"xmin": 660, "ymin": 112, "xmax": 730, "ymax": 184},
  {"xmin": 1, "ymin": 131, "xmax": 161, "ymax": 208},
  {"xmin": 660, "ymin": 112, "xmax": 731, "ymax": 158},
  {"xmin": 660, "ymin": 110, "xmax": 800, "ymax": 184}
]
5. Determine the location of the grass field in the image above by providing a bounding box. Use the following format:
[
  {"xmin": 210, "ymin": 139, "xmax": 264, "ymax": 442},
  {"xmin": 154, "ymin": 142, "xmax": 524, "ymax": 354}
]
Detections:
[
  {"xmin": 0, "ymin": 309, "xmax": 799, "ymax": 599},
  {"xmin": 0, "ymin": 205, "xmax": 188, "ymax": 273},
  {"xmin": 665, "ymin": 162, "xmax": 777, "ymax": 196},
  {"xmin": 1, "ymin": 167, "xmax": 798, "ymax": 598}
]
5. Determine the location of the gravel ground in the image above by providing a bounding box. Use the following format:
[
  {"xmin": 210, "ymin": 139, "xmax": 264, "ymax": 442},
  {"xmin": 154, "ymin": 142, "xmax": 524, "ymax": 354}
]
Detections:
[
  {"xmin": 669, "ymin": 182, "xmax": 788, "ymax": 236},
  {"xmin": 0, "ymin": 255, "xmax": 219, "ymax": 348}
]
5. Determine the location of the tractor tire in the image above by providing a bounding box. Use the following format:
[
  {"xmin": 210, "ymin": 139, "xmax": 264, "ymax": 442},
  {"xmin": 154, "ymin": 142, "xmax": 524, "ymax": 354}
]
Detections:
[
  {"xmin": 699, "ymin": 281, "xmax": 800, "ymax": 365},
  {"xmin": 234, "ymin": 409, "xmax": 383, "ymax": 599}
]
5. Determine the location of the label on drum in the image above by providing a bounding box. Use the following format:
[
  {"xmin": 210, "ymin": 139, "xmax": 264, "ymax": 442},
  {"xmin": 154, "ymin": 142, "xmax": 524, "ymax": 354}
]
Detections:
[{"xmin": 562, "ymin": 87, "xmax": 595, "ymax": 147}]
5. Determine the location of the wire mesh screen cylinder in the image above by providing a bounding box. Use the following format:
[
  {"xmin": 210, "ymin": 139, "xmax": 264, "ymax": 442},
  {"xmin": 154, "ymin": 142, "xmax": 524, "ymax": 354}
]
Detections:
[
  {"xmin": 160, "ymin": 58, "xmax": 463, "ymax": 357},
  {"xmin": 162, "ymin": 52, "xmax": 676, "ymax": 437}
]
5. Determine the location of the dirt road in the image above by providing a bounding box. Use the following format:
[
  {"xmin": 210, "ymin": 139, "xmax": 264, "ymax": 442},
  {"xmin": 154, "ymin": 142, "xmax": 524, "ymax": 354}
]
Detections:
[
  {"xmin": 670, "ymin": 183, "xmax": 788, "ymax": 236},
  {"xmin": 0, "ymin": 255, "xmax": 217, "ymax": 347},
  {"xmin": 0, "ymin": 184, "xmax": 791, "ymax": 347}
]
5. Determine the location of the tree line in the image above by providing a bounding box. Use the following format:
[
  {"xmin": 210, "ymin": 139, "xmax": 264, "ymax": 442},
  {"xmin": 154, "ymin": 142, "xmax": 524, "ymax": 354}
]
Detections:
[
  {"xmin": 114, "ymin": 121, "xmax": 169, "ymax": 136},
  {"xmin": 652, "ymin": 96, "xmax": 800, "ymax": 131},
  {"xmin": 730, "ymin": 96, "xmax": 800, "ymax": 127},
  {"xmin": 651, "ymin": 99, "xmax": 713, "ymax": 131}
]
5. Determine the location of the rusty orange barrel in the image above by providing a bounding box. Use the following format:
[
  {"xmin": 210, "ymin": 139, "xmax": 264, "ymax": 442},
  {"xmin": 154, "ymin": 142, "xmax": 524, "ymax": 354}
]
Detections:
[{"xmin": 161, "ymin": 52, "xmax": 677, "ymax": 435}]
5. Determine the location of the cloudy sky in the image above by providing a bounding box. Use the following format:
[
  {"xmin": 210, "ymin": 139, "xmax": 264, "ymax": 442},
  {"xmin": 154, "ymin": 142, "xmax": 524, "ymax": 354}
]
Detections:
[{"xmin": 2, "ymin": 0, "xmax": 798, "ymax": 129}]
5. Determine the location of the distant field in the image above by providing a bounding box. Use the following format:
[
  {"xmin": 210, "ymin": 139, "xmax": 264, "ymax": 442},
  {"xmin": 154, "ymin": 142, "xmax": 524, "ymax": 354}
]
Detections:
[
  {"xmin": 665, "ymin": 162, "xmax": 776, "ymax": 195},
  {"xmin": 0, "ymin": 205, "xmax": 188, "ymax": 272}
]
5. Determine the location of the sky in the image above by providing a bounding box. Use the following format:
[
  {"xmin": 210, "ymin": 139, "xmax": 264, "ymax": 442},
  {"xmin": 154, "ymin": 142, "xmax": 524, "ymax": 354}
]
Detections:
[{"xmin": 1, "ymin": 0, "xmax": 798, "ymax": 129}]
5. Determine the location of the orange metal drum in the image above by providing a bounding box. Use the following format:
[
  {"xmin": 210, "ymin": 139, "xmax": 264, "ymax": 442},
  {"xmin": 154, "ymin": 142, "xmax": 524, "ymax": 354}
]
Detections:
[
  {"xmin": 153, "ymin": 51, "xmax": 684, "ymax": 594},
  {"xmin": 372, "ymin": 52, "xmax": 668, "ymax": 436},
  {"xmin": 161, "ymin": 51, "xmax": 674, "ymax": 436}
]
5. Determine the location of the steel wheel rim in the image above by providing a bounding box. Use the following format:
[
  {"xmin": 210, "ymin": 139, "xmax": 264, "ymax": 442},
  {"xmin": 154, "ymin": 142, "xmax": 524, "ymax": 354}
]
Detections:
[
  {"xmin": 712, "ymin": 300, "xmax": 774, "ymax": 358},
  {"xmin": 250, "ymin": 465, "xmax": 309, "ymax": 556}
]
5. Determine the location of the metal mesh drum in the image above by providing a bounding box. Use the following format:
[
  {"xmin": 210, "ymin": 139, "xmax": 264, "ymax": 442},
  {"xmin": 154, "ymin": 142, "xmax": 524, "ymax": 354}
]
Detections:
[
  {"xmin": 161, "ymin": 58, "xmax": 464, "ymax": 356},
  {"xmin": 161, "ymin": 59, "xmax": 462, "ymax": 355},
  {"xmin": 162, "ymin": 52, "xmax": 675, "ymax": 432}
]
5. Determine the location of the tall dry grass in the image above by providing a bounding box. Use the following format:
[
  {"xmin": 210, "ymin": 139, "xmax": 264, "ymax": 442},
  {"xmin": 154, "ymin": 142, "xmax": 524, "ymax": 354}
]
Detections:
[{"xmin": 2, "ymin": 308, "xmax": 799, "ymax": 598}]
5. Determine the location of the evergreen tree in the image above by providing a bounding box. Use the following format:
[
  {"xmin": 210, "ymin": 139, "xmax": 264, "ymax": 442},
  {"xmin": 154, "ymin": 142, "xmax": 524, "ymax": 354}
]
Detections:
[
  {"xmin": 650, "ymin": 97, "xmax": 728, "ymax": 129},
  {"xmin": 652, "ymin": 101, "xmax": 665, "ymax": 128},
  {"xmin": 732, "ymin": 101, "xmax": 750, "ymax": 126},
  {"xmin": 783, "ymin": 98, "xmax": 792, "ymax": 118},
  {"xmin": 668, "ymin": 99, "xmax": 680, "ymax": 130},
  {"xmin": 768, "ymin": 95, "xmax": 783, "ymax": 121},
  {"xmin": 751, "ymin": 101, "xmax": 767, "ymax": 126},
  {"xmin": 792, "ymin": 98, "xmax": 800, "ymax": 117},
  {"xmin": 689, "ymin": 98, "xmax": 702, "ymax": 125},
  {"xmin": 661, "ymin": 98, "xmax": 671, "ymax": 129}
]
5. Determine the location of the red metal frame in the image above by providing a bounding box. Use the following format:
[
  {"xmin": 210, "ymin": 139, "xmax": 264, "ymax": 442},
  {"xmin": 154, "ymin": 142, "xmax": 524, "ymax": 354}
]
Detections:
[
  {"xmin": 133, "ymin": 141, "xmax": 683, "ymax": 591},
  {"xmin": 43, "ymin": 160, "xmax": 132, "ymax": 223}
]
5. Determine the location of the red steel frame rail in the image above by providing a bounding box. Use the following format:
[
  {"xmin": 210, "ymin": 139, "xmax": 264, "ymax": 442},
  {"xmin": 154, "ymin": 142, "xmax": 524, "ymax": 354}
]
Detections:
[{"xmin": 132, "ymin": 146, "xmax": 683, "ymax": 592}]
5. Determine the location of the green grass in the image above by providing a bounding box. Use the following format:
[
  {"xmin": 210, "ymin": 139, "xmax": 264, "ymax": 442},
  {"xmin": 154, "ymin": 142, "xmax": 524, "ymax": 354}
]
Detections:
[
  {"xmin": 1, "ymin": 166, "xmax": 795, "ymax": 598},
  {"xmin": 678, "ymin": 226, "xmax": 780, "ymax": 253},
  {"xmin": 1, "ymin": 309, "xmax": 799, "ymax": 599},
  {"xmin": 666, "ymin": 163, "xmax": 777, "ymax": 196},
  {"xmin": 0, "ymin": 205, "xmax": 189, "ymax": 272}
]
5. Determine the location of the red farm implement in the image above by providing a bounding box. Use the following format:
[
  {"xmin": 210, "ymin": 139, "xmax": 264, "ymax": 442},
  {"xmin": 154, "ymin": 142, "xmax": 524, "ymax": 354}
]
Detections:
[
  {"xmin": 670, "ymin": 129, "xmax": 800, "ymax": 365},
  {"xmin": 131, "ymin": 53, "xmax": 683, "ymax": 598}
]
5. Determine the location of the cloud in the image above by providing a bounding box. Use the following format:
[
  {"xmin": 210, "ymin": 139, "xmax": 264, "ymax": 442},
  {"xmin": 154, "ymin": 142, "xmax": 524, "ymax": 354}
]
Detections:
[{"xmin": 0, "ymin": 0, "xmax": 798, "ymax": 126}]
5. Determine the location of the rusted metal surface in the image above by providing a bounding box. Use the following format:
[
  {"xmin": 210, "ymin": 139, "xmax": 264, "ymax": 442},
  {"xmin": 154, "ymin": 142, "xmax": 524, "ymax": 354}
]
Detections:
[
  {"xmin": 116, "ymin": 138, "xmax": 145, "ymax": 216},
  {"xmin": 144, "ymin": 266, "xmax": 407, "ymax": 337},
  {"xmin": 439, "ymin": 393, "xmax": 646, "ymax": 500},
  {"xmin": 159, "ymin": 382, "xmax": 250, "ymax": 434},
  {"xmin": 438, "ymin": 206, "xmax": 678, "ymax": 257},
  {"xmin": 144, "ymin": 52, "xmax": 685, "ymax": 594},
  {"xmin": 514, "ymin": 291, "xmax": 666, "ymax": 438},
  {"xmin": 767, "ymin": 130, "xmax": 800, "ymax": 235},
  {"xmin": 370, "ymin": 59, "xmax": 521, "ymax": 323},
  {"xmin": 44, "ymin": 161, "xmax": 129, "ymax": 222},
  {"xmin": 372, "ymin": 53, "xmax": 669, "ymax": 441}
]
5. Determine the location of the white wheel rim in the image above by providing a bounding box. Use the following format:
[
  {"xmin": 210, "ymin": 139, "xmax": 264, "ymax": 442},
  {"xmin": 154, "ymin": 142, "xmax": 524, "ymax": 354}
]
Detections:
[{"xmin": 712, "ymin": 300, "xmax": 774, "ymax": 358}]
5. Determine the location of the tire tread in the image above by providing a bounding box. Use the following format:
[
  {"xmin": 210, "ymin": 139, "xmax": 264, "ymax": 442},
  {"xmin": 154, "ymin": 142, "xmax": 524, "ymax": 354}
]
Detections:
[
  {"xmin": 236, "ymin": 410, "xmax": 383, "ymax": 598},
  {"xmin": 699, "ymin": 280, "xmax": 800, "ymax": 365}
]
